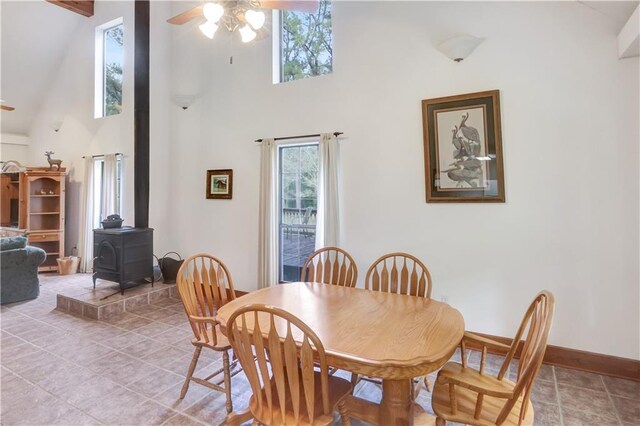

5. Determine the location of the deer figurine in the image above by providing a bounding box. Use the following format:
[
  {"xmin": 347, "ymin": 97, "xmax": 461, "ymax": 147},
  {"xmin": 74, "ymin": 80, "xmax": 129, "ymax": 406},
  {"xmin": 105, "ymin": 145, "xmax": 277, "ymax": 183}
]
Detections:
[{"xmin": 44, "ymin": 151, "xmax": 62, "ymax": 170}]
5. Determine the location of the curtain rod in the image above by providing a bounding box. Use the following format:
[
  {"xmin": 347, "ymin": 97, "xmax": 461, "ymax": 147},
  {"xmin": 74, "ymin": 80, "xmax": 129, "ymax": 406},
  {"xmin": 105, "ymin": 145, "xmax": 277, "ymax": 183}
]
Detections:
[
  {"xmin": 82, "ymin": 153, "xmax": 123, "ymax": 159},
  {"xmin": 254, "ymin": 132, "xmax": 343, "ymax": 143}
]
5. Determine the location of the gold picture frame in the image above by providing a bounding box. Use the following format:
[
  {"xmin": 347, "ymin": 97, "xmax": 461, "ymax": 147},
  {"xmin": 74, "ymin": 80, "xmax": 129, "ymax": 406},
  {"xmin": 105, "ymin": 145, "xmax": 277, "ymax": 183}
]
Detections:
[{"xmin": 422, "ymin": 90, "xmax": 505, "ymax": 203}]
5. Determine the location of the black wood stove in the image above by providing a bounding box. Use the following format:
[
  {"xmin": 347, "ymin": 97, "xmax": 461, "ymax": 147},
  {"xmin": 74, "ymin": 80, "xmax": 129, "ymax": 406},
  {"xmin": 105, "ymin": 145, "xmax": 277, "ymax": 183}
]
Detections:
[
  {"xmin": 93, "ymin": 227, "xmax": 154, "ymax": 294},
  {"xmin": 90, "ymin": 2, "xmax": 154, "ymax": 298}
]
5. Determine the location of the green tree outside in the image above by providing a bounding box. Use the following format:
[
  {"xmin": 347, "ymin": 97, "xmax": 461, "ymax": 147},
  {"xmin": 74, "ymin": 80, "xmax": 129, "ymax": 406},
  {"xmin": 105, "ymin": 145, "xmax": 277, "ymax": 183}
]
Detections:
[
  {"xmin": 281, "ymin": 145, "xmax": 318, "ymax": 211},
  {"xmin": 281, "ymin": 1, "xmax": 332, "ymax": 82},
  {"xmin": 104, "ymin": 25, "xmax": 123, "ymax": 116}
]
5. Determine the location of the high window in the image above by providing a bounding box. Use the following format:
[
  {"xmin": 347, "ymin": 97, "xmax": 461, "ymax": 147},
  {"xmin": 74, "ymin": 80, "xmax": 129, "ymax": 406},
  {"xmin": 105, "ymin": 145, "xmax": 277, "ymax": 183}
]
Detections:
[
  {"xmin": 273, "ymin": 1, "xmax": 332, "ymax": 83},
  {"xmin": 278, "ymin": 143, "xmax": 319, "ymax": 282},
  {"xmin": 95, "ymin": 18, "xmax": 124, "ymax": 118}
]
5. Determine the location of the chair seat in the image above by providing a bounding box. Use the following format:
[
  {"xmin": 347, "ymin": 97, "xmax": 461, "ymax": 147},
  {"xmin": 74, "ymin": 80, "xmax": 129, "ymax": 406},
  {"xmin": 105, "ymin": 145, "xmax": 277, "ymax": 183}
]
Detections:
[
  {"xmin": 250, "ymin": 370, "xmax": 352, "ymax": 426},
  {"xmin": 432, "ymin": 362, "xmax": 534, "ymax": 426},
  {"xmin": 191, "ymin": 324, "xmax": 231, "ymax": 351}
]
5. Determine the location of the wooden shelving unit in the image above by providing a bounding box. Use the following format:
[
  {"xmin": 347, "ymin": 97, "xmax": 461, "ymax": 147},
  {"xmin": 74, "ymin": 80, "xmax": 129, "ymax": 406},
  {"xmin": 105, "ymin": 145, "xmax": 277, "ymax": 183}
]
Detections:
[
  {"xmin": 22, "ymin": 169, "xmax": 66, "ymax": 272},
  {"xmin": 0, "ymin": 173, "xmax": 21, "ymax": 228},
  {"xmin": 0, "ymin": 167, "xmax": 67, "ymax": 272}
]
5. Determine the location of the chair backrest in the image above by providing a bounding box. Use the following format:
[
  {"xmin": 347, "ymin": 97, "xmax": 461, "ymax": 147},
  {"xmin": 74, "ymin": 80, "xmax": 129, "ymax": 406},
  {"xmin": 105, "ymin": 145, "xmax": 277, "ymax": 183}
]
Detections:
[
  {"xmin": 364, "ymin": 252, "xmax": 432, "ymax": 298},
  {"xmin": 227, "ymin": 304, "xmax": 331, "ymax": 425},
  {"xmin": 300, "ymin": 247, "xmax": 358, "ymax": 287},
  {"xmin": 176, "ymin": 253, "xmax": 236, "ymax": 346},
  {"xmin": 496, "ymin": 291, "xmax": 555, "ymax": 425}
]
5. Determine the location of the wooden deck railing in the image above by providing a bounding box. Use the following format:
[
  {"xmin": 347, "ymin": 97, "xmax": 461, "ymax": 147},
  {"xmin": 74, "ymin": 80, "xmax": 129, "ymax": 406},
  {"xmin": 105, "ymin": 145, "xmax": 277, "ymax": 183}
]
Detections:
[{"xmin": 281, "ymin": 207, "xmax": 317, "ymax": 226}]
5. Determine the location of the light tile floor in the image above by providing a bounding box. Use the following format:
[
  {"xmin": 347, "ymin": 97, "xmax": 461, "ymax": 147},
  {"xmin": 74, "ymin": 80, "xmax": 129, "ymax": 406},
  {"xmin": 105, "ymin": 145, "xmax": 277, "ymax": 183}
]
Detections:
[{"xmin": 1, "ymin": 274, "xmax": 638, "ymax": 425}]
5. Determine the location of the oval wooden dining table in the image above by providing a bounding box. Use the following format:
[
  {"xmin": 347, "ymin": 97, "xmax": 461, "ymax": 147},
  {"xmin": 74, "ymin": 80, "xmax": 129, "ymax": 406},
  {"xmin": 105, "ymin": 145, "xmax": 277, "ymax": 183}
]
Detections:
[{"xmin": 216, "ymin": 282, "xmax": 465, "ymax": 425}]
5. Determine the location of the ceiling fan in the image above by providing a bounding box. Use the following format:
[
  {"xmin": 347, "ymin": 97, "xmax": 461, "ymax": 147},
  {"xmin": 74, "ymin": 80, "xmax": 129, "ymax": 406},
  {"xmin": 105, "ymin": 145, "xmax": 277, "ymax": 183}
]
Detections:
[
  {"xmin": 167, "ymin": 0, "xmax": 319, "ymax": 43},
  {"xmin": 0, "ymin": 100, "xmax": 15, "ymax": 111}
]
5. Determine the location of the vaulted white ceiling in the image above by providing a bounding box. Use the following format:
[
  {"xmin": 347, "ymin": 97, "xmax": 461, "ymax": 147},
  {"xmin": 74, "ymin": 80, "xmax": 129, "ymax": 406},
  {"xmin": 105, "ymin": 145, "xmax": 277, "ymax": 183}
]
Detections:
[
  {"xmin": 1, "ymin": 0, "xmax": 82, "ymax": 135},
  {"xmin": 580, "ymin": 0, "xmax": 639, "ymax": 31},
  {"xmin": 0, "ymin": 0, "xmax": 637, "ymax": 137}
]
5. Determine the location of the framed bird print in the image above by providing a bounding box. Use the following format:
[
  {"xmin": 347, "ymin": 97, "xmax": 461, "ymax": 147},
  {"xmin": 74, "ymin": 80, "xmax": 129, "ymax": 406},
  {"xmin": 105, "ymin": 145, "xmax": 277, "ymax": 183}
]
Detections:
[{"xmin": 421, "ymin": 90, "xmax": 505, "ymax": 203}]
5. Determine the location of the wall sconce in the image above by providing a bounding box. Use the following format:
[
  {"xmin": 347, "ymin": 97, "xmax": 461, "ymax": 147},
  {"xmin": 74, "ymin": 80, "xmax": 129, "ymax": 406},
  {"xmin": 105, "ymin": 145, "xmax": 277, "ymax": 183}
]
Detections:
[
  {"xmin": 52, "ymin": 121, "xmax": 63, "ymax": 132},
  {"xmin": 437, "ymin": 35, "xmax": 485, "ymax": 62},
  {"xmin": 173, "ymin": 95, "xmax": 196, "ymax": 110}
]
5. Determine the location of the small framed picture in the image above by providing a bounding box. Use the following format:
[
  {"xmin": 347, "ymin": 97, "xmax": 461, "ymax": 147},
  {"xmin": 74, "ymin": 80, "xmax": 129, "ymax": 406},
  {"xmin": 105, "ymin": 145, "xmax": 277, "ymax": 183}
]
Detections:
[
  {"xmin": 422, "ymin": 90, "xmax": 505, "ymax": 203},
  {"xmin": 206, "ymin": 169, "xmax": 233, "ymax": 199}
]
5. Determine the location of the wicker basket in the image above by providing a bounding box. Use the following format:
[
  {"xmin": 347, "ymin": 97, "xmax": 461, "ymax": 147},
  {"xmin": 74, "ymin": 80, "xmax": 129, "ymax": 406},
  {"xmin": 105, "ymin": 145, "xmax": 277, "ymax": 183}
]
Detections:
[{"xmin": 57, "ymin": 256, "xmax": 80, "ymax": 275}]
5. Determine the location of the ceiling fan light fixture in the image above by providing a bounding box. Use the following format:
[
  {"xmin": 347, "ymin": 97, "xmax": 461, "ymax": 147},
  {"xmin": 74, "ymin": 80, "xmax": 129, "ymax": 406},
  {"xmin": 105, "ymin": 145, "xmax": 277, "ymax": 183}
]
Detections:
[
  {"xmin": 203, "ymin": 2, "xmax": 224, "ymax": 23},
  {"xmin": 239, "ymin": 24, "xmax": 257, "ymax": 43},
  {"xmin": 199, "ymin": 20, "xmax": 219, "ymax": 39},
  {"xmin": 245, "ymin": 9, "xmax": 265, "ymax": 30}
]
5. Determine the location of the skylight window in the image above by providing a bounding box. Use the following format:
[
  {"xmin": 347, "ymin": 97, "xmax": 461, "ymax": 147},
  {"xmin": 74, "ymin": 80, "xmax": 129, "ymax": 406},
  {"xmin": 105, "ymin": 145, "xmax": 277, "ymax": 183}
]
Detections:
[{"xmin": 95, "ymin": 18, "xmax": 124, "ymax": 118}]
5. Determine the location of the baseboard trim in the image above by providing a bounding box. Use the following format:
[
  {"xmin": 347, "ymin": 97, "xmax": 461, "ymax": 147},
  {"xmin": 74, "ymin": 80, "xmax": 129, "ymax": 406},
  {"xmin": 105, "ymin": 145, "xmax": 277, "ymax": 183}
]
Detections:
[{"xmin": 469, "ymin": 332, "xmax": 640, "ymax": 382}]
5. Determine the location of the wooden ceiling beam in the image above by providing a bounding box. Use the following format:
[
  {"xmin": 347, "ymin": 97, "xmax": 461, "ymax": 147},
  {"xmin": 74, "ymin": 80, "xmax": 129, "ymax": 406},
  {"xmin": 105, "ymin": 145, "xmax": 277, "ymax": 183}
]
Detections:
[{"xmin": 46, "ymin": 1, "xmax": 94, "ymax": 18}]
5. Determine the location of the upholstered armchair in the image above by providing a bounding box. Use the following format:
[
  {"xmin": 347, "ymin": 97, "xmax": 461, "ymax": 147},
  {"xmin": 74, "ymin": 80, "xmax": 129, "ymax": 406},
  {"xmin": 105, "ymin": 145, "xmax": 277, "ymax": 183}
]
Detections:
[{"xmin": 0, "ymin": 236, "xmax": 46, "ymax": 304}]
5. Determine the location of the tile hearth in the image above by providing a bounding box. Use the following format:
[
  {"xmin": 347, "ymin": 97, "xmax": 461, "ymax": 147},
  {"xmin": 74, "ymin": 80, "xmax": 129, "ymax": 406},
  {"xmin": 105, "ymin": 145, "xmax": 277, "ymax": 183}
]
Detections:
[
  {"xmin": 0, "ymin": 274, "xmax": 638, "ymax": 425},
  {"xmin": 54, "ymin": 273, "xmax": 177, "ymax": 321}
]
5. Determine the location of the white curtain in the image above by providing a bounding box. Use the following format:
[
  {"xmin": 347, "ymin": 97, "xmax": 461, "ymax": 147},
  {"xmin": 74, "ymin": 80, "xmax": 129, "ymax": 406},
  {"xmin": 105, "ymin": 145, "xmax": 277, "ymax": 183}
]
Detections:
[
  {"xmin": 79, "ymin": 157, "xmax": 95, "ymax": 273},
  {"xmin": 315, "ymin": 133, "xmax": 341, "ymax": 249},
  {"xmin": 102, "ymin": 154, "xmax": 118, "ymax": 219},
  {"xmin": 257, "ymin": 138, "xmax": 279, "ymax": 288}
]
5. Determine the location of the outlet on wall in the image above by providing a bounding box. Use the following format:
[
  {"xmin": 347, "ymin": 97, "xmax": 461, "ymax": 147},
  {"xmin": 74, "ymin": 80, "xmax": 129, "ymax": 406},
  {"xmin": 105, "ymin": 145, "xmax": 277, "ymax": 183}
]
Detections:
[{"xmin": 440, "ymin": 295, "xmax": 449, "ymax": 304}]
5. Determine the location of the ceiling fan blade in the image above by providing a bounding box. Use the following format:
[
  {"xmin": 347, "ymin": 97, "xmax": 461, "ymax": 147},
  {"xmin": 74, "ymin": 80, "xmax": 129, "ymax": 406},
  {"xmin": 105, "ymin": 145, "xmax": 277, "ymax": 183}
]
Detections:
[
  {"xmin": 0, "ymin": 105, "xmax": 15, "ymax": 112},
  {"xmin": 167, "ymin": 5, "xmax": 204, "ymax": 25},
  {"xmin": 259, "ymin": 0, "xmax": 319, "ymax": 12}
]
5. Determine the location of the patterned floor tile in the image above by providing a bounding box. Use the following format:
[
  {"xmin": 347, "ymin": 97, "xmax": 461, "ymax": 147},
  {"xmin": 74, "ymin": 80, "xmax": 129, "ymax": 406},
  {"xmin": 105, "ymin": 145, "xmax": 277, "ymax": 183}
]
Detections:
[
  {"xmin": 558, "ymin": 383, "xmax": 618, "ymax": 419},
  {"xmin": 532, "ymin": 400, "xmax": 562, "ymax": 426},
  {"xmin": 603, "ymin": 375, "xmax": 640, "ymax": 400},
  {"xmin": 555, "ymin": 366, "xmax": 606, "ymax": 392},
  {"xmin": 611, "ymin": 395, "xmax": 640, "ymax": 424},
  {"xmin": 562, "ymin": 407, "xmax": 621, "ymax": 426},
  {"xmin": 1, "ymin": 274, "xmax": 634, "ymax": 426}
]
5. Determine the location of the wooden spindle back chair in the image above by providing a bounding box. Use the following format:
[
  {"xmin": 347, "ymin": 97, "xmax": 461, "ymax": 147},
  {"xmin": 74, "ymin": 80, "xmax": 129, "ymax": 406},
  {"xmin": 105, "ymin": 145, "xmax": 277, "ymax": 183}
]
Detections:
[
  {"xmin": 227, "ymin": 304, "xmax": 352, "ymax": 426},
  {"xmin": 178, "ymin": 253, "xmax": 236, "ymax": 343},
  {"xmin": 432, "ymin": 291, "xmax": 556, "ymax": 426},
  {"xmin": 301, "ymin": 247, "xmax": 358, "ymax": 287},
  {"xmin": 175, "ymin": 253, "xmax": 239, "ymax": 413},
  {"xmin": 365, "ymin": 252, "xmax": 432, "ymax": 297},
  {"xmin": 353, "ymin": 253, "xmax": 433, "ymax": 393}
]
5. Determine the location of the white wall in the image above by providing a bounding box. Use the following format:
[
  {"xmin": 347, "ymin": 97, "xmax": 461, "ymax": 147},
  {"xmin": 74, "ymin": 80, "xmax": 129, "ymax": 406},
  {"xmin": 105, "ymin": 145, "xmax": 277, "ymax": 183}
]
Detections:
[
  {"xmin": 618, "ymin": 5, "xmax": 639, "ymax": 58},
  {"xmin": 168, "ymin": 1, "xmax": 639, "ymax": 359},
  {"xmin": 149, "ymin": 1, "xmax": 174, "ymax": 257},
  {"xmin": 0, "ymin": 133, "xmax": 29, "ymax": 164},
  {"xmin": 26, "ymin": 1, "xmax": 173, "ymax": 255}
]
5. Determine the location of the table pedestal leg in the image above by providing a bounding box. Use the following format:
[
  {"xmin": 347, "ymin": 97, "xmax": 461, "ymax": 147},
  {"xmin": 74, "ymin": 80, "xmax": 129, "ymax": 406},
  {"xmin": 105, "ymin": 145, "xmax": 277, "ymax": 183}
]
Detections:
[{"xmin": 380, "ymin": 379, "xmax": 414, "ymax": 426}]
